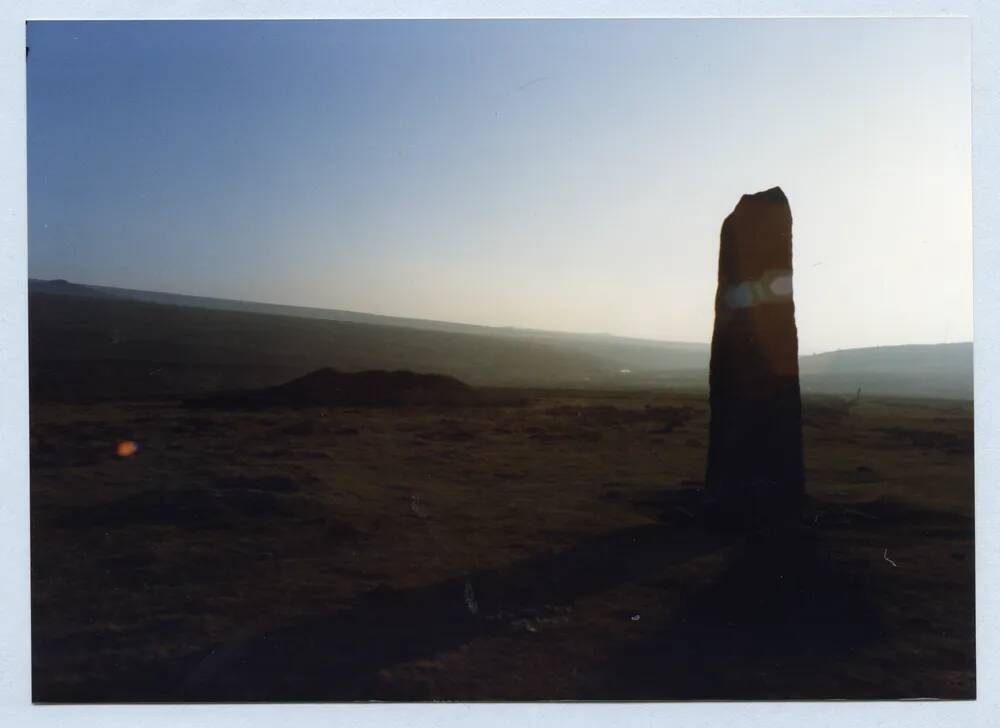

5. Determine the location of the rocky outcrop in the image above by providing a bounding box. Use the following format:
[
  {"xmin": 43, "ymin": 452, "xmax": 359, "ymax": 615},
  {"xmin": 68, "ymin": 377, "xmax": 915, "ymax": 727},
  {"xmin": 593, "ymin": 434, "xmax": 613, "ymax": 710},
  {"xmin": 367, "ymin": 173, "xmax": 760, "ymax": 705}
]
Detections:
[{"xmin": 705, "ymin": 187, "xmax": 805, "ymax": 526}]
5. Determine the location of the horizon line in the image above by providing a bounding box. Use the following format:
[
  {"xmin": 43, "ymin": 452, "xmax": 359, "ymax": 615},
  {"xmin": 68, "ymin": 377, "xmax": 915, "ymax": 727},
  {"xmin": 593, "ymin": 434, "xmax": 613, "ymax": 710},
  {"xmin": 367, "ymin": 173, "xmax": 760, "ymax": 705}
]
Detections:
[{"xmin": 27, "ymin": 276, "xmax": 973, "ymax": 355}]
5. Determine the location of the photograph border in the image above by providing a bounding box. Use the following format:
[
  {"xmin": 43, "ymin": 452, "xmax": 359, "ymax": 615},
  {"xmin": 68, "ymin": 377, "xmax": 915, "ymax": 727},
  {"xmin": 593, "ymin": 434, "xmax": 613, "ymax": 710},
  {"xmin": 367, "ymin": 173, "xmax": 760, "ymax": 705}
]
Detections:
[{"xmin": 2, "ymin": 1, "xmax": 996, "ymax": 726}]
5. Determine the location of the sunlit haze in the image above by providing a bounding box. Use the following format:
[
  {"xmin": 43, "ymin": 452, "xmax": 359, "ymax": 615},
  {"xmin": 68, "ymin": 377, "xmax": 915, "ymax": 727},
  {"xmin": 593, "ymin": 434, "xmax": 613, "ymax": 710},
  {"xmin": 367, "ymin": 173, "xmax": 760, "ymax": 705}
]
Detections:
[{"xmin": 27, "ymin": 19, "xmax": 971, "ymax": 354}]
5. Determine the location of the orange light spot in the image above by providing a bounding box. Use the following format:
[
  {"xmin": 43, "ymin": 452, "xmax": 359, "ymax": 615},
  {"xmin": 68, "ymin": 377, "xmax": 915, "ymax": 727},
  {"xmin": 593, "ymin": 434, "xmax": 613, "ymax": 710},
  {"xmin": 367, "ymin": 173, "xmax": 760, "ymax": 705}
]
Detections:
[{"xmin": 116, "ymin": 440, "xmax": 138, "ymax": 458}]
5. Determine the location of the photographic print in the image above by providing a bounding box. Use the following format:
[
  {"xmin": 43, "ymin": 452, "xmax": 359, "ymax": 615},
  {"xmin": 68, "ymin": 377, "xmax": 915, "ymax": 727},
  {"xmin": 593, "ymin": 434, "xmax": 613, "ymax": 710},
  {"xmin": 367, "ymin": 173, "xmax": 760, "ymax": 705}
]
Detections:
[{"xmin": 26, "ymin": 18, "xmax": 973, "ymax": 702}]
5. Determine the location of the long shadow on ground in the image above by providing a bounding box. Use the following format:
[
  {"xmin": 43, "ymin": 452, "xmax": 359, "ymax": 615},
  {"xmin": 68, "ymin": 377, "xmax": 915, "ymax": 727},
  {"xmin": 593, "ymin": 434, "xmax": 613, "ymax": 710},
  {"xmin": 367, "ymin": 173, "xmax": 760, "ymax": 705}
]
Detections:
[
  {"xmin": 42, "ymin": 489, "xmax": 953, "ymax": 702},
  {"xmin": 53, "ymin": 489, "xmax": 923, "ymax": 702},
  {"xmin": 40, "ymin": 486, "xmax": 961, "ymax": 702},
  {"xmin": 598, "ymin": 527, "xmax": 886, "ymax": 700},
  {"xmin": 176, "ymin": 494, "xmax": 728, "ymax": 701}
]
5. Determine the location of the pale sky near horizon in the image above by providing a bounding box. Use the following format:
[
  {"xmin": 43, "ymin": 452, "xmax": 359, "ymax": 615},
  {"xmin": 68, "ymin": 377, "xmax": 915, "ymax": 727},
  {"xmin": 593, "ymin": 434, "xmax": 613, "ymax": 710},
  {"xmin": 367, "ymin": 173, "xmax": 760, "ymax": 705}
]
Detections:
[{"xmin": 27, "ymin": 19, "xmax": 971, "ymax": 354}]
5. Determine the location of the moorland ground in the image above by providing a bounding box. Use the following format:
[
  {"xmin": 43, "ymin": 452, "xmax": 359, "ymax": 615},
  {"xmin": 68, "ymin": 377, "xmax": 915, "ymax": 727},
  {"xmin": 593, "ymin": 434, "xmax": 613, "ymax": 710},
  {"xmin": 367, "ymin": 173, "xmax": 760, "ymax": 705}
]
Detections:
[{"xmin": 30, "ymin": 385, "xmax": 974, "ymax": 701}]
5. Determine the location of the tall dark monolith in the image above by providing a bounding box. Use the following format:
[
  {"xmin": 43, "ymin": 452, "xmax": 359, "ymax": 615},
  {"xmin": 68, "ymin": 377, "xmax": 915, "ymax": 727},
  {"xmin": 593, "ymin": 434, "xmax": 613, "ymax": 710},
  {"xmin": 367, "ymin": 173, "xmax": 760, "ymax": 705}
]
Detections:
[{"xmin": 705, "ymin": 186, "xmax": 804, "ymax": 528}]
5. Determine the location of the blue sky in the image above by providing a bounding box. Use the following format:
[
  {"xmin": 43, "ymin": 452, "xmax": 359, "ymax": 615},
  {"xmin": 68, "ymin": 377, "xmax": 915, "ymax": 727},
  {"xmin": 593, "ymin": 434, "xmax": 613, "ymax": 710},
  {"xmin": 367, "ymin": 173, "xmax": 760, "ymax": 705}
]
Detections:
[{"xmin": 27, "ymin": 19, "xmax": 971, "ymax": 353}]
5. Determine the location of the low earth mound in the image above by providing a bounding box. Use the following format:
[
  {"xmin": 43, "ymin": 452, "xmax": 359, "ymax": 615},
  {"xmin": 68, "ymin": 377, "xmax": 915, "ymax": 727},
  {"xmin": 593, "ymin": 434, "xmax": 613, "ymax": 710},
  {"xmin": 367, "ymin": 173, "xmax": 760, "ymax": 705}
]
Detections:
[{"xmin": 188, "ymin": 367, "xmax": 480, "ymax": 408}]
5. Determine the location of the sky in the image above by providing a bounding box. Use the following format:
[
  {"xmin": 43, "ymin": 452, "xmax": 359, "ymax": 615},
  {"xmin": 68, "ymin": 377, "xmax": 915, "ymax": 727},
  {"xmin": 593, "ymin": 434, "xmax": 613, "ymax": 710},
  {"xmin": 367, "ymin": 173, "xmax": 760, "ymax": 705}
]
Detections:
[{"xmin": 26, "ymin": 19, "xmax": 971, "ymax": 354}]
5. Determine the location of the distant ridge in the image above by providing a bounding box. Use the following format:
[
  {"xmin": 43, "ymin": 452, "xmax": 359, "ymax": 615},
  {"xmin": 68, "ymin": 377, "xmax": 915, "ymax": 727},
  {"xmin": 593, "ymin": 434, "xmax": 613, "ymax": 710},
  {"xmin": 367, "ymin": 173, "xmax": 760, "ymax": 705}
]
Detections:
[
  {"xmin": 28, "ymin": 278, "xmax": 705, "ymax": 349},
  {"xmin": 798, "ymin": 342, "xmax": 973, "ymax": 399},
  {"xmin": 28, "ymin": 278, "xmax": 972, "ymax": 399},
  {"xmin": 28, "ymin": 278, "xmax": 116, "ymax": 298}
]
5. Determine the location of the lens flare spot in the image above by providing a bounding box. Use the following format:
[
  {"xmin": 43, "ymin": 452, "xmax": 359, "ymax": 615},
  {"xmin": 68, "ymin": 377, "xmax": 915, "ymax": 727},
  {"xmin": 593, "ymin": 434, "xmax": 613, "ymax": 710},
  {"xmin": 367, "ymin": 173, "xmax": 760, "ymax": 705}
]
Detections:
[
  {"xmin": 724, "ymin": 283, "xmax": 754, "ymax": 309},
  {"xmin": 116, "ymin": 440, "xmax": 139, "ymax": 458},
  {"xmin": 769, "ymin": 275, "xmax": 793, "ymax": 297}
]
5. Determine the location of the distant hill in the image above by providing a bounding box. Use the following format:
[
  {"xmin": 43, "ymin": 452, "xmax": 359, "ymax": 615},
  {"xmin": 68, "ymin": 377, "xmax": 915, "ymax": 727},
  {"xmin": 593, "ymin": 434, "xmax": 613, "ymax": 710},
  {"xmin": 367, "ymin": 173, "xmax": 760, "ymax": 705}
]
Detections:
[
  {"xmin": 28, "ymin": 278, "xmax": 117, "ymax": 298},
  {"xmin": 27, "ymin": 279, "xmax": 972, "ymax": 401},
  {"xmin": 28, "ymin": 290, "xmax": 621, "ymax": 401},
  {"xmin": 30, "ymin": 278, "xmax": 705, "ymax": 353},
  {"xmin": 799, "ymin": 343, "xmax": 973, "ymax": 400}
]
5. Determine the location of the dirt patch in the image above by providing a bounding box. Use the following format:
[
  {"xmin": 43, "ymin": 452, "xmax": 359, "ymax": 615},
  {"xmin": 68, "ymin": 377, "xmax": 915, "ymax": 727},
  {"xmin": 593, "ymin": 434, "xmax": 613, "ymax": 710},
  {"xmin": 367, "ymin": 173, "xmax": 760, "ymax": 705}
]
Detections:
[{"xmin": 188, "ymin": 368, "xmax": 481, "ymax": 409}]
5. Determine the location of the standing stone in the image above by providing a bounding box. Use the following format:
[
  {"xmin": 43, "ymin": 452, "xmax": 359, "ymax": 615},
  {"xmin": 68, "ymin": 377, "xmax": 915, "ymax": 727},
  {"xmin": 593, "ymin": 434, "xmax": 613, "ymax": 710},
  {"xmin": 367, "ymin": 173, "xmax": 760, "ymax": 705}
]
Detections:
[{"xmin": 705, "ymin": 187, "xmax": 805, "ymax": 526}]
